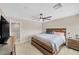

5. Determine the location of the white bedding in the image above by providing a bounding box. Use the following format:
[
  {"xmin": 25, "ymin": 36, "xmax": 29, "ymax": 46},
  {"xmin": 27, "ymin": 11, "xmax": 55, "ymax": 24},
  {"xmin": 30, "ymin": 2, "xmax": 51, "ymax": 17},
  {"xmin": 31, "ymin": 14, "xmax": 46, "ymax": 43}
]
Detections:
[{"xmin": 33, "ymin": 33, "xmax": 65, "ymax": 52}]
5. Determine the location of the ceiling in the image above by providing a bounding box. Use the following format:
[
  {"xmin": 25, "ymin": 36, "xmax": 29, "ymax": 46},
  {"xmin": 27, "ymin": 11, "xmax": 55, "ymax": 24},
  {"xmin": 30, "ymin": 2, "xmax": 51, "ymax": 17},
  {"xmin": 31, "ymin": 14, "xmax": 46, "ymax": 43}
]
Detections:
[{"xmin": 0, "ymin": 3, "xmax": 79, "ymax": 21}]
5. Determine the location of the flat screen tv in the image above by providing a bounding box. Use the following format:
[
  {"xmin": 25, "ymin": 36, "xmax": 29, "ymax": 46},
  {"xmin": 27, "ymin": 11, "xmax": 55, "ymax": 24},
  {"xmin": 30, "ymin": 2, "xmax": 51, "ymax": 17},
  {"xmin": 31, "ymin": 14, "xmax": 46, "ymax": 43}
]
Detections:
[{"xmin": 0, "ymin": 15, "xmax": 10, "ymax": 44}]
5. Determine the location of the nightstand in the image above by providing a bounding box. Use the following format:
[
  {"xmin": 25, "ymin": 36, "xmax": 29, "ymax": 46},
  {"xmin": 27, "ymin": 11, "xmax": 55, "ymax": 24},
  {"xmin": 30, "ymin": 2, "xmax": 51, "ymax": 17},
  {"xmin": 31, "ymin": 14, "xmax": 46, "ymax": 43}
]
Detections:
[{"xmin": 67, "ymin": 39, "xmax": 79, "ymax": 50}]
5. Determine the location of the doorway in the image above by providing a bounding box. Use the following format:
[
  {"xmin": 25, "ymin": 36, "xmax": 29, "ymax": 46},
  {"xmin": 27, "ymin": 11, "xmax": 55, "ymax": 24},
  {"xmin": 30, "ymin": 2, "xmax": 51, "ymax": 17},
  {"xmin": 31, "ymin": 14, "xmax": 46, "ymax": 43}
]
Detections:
[{"xmin": 11, "ymin": 23, "xmax": 20, "ymax": 42}]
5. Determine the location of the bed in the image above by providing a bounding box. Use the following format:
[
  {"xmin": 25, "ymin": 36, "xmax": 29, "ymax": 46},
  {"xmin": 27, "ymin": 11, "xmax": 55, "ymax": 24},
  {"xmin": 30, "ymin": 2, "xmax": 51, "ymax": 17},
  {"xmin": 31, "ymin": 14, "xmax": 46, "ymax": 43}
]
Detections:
[{"xmin": 31, "ymin": 28, "xmax": 66, "ymax": 55}]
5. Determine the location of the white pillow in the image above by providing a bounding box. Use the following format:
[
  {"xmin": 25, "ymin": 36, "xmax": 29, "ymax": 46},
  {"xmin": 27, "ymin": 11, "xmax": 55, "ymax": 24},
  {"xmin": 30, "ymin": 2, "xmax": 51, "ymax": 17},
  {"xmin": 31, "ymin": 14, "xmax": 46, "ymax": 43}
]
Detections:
[{"xmin": 53, "ymin": 32, "xmax": 64, "ymax": 36}]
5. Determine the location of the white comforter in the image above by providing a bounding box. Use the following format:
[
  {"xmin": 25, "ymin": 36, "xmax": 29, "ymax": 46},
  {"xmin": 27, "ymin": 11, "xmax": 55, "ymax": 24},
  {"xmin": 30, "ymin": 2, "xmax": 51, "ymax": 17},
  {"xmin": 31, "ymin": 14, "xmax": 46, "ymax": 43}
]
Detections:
[{"xmin": 34, "ymin": 33, "xmax": 65, "ymax": 52}]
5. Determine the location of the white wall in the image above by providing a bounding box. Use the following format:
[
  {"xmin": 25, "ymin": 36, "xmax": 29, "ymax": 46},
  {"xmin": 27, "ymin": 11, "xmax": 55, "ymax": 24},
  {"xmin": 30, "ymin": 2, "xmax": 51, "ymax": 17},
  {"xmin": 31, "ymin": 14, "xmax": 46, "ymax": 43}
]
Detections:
[
  {"xmin": 6, "ymin": 17, "xmax": 42, "ymax": 43},
  {"xmin": 0, "ymin": 9, "xmax": 1, "ymax": 19},
  {"xmin": 0, "ymin": 8, "xmax": 3, "ymax": 19},
  {"xmin": 43, "ymin": 14, "xmax": 79, "ymax": 39},
  {"xmin": 21, "ymin": 20, "xmax": 42, "ymax": 42},
  {"xmin": 0, "ymin": 8, "xmax": 6, "ymax": 18},
  {"xmin": 0, "ymin": 9, "xmax": 1, "ymax": 16}
]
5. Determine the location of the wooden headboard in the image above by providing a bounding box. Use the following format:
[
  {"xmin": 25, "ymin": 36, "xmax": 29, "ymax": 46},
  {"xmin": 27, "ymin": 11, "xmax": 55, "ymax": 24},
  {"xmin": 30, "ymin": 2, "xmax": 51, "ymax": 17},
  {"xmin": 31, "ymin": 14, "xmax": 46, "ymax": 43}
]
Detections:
[{"xmin": 46, "ymin": 28, "xmax": 66, "ymax": 37}]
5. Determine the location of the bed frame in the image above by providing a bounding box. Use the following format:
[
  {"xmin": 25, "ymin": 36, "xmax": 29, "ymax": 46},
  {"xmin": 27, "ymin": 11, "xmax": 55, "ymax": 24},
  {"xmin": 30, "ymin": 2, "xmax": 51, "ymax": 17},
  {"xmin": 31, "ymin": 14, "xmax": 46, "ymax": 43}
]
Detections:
[{"xmin": 31, "ymin": 28, "xmax": 66, "ymax": 55}]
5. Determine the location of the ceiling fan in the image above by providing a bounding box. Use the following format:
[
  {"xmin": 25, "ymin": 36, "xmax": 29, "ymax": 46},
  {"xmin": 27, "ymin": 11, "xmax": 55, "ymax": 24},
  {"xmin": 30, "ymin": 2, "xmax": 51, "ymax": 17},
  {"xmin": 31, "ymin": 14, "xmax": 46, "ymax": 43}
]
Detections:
[{"xmin": 32, "ymin": 13, "xmax": 52, "ymax": 22}]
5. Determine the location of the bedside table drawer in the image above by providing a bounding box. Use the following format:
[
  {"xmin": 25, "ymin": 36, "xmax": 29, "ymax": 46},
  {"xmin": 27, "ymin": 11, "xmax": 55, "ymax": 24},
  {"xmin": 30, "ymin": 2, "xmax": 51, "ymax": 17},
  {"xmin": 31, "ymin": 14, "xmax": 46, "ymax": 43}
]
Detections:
[
  {"xmin": 68, "ymin": 43, "xmax": 79, "ymax": 49},
  {"xmin": 68, "ymin": 39, "xmax": 79, "ymax": 45},
  {"xmin": 68, "ymin": 39, "xmax": 79, "ymax": 50}
]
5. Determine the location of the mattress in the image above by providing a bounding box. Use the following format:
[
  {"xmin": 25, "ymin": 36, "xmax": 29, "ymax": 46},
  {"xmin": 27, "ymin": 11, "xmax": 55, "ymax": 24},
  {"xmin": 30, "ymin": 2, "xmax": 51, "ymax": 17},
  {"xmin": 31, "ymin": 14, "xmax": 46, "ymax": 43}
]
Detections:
[{"xmin": 33, "ymin": 33, "xmax": 65, "ymax": 51}]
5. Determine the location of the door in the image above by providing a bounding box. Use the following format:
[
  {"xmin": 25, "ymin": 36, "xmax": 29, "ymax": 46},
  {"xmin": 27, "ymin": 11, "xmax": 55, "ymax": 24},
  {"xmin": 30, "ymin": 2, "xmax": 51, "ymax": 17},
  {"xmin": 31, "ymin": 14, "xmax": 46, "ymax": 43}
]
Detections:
[{"xmin": 11, "ymin": 23, "xmax": 20, "ymax": 42}]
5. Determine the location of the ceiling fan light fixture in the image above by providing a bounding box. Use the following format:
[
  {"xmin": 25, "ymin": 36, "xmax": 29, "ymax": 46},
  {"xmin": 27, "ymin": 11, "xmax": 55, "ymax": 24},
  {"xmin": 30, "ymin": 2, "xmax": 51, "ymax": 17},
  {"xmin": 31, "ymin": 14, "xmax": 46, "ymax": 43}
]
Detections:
[
  {"xmin": 40, "ymin": 13, "xmax": 43, "ymax": 15},
  {"xmin": 40, "ymin": 13, "xmax": 43, "ymax": 19},
  {"xmin": 40, "ymin": 19, "xmax": 43, "ymax": 21}
]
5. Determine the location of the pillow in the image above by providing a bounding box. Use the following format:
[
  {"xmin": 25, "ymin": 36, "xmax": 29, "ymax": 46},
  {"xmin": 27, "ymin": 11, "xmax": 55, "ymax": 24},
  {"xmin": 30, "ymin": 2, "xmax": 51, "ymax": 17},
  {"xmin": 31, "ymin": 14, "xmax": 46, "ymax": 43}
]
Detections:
[
  {"xmin": 40, "ymin": 32, "xmax": 53, "ymax": 34},
  {"xmin": 53, "ymin": 32, "xmax": 64, "ymax": 36},
  {"xmin": 46, "ymin": 31, "xmax": 53, "ymax": 34}
]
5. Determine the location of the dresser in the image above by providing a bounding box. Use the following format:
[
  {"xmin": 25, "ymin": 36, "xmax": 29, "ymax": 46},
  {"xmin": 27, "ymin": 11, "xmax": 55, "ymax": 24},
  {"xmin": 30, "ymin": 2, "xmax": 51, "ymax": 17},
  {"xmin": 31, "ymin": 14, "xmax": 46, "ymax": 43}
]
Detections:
[
  {"xmin": 0, "ymin": 36, "xmax": 16, "ymax": 55},
  {"xmin": 67, "ymin": 39, "xmax": 79, "ymax": 50}
]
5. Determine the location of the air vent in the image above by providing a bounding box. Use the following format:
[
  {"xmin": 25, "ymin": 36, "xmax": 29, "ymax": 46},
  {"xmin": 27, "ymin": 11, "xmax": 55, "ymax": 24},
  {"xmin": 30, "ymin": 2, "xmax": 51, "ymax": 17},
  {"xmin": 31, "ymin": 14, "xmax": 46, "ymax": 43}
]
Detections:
[{"xmin": 53, "ymin": 3, "xmax": 62, "ymax": 9}]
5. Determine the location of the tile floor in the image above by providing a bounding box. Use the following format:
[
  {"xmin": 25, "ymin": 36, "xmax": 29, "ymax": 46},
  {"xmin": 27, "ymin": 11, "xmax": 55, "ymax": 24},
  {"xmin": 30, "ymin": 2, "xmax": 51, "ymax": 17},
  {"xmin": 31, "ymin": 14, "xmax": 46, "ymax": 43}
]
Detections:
[{"xmin": 16, "ymin": 42, "xmax": 79, "ymax": 55}]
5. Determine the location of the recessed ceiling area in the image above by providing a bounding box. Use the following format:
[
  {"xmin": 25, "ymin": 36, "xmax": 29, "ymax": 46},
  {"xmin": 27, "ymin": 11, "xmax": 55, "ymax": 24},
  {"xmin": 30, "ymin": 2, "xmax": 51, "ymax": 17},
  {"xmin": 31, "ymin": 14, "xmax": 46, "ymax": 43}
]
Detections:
[{"xmin": 0, "ymin": 3, "xmax": 79, "ymax": 21}]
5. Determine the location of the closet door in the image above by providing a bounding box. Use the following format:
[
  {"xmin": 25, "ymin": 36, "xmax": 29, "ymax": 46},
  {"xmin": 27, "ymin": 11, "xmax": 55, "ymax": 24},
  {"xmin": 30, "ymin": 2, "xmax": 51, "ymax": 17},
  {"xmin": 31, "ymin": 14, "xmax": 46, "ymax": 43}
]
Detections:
[{"xmin": 11, "ymin": 23, "xmax": 20, "ymax": 42}]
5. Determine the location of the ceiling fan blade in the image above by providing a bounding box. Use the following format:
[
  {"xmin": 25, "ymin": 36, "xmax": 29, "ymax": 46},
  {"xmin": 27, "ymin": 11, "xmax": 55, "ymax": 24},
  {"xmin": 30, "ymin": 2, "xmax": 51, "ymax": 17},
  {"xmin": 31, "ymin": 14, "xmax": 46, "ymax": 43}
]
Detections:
[
  {"xmin": 32, "ymin": 16, "xmax": 40, "ymax": 19},
  {"xmin": 31, "ymin": 16, "xmax": 41, "ymax": 21},
  {"xmin": 43, "ymin": 16, "xmax": 52, "ymax": 19},
  {"xmin": 45, "ymin": 19, "xmax": 51, "ymax": 20}
]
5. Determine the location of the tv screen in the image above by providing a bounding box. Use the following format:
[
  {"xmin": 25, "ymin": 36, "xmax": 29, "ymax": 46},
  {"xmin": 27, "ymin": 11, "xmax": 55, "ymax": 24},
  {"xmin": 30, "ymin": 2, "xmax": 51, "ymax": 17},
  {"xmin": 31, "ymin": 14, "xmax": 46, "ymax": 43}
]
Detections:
[
  {"xmin": 0, "ymin": 16, "xmax": 10, "ymax": 44},
  {"xmin": 0, "ymin": 21, "xmax": 1, "ymax": 40}
]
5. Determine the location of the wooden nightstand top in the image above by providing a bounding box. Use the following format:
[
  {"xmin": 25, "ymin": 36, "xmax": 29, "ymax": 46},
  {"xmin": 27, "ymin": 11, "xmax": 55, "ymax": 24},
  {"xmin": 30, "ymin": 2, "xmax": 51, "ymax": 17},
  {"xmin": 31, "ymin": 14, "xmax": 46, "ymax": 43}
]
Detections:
[{"xmin": 68, "ymin": 39, "xmax": 79, "ymax": 41}]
